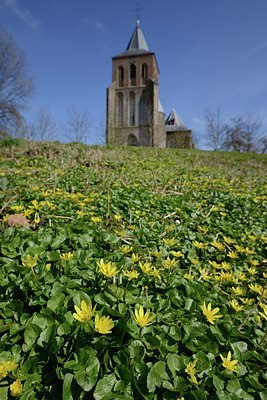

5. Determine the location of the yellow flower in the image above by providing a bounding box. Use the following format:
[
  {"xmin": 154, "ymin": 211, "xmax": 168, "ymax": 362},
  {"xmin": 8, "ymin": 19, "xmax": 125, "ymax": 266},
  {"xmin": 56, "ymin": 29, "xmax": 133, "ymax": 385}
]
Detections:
[
  {"xmin": 21, "ymin": 254, "xmax": 38, "ymax": 268},
  {"xmin": 10, "ymin": 379, "xmax": 23, "ymax": 397},
  {"xmin": 236, "ymin": 272, "xmax": 246, "ymax": 281},
  {"xmin": 114, "ymin": 214, "xmax": 122, "ymax": 221},
  {"xmin": 123, "ymin": 270, "xmax": 140, "ymax": 280},
  {"xmin": 60, "ymin": 252, "xmax": 74, "ymax": 261},
  {"xmin": 198, "ymin": 269, "xmax": 210, "ymax": 281},
  {"xmin": 201, "ymin": 302, "xmax": 223, "ymax": 324},
  {"xmin": 259, "ymin": 308, "xmax": 267, "ymax": 321},
  {"xmin": 152, "ymin": 249, "xmax": 162, "ymax": 258},
  {"xmin": 73, "ymin": 300, "xmax": 96, "ymax": 323},
  {"xmin": 134, "ymin": 306, "xmax": 156, "ymax": 328},
  {"xmin": 184, "ymin": 273, "xmax": 194, "ymax": 281},
  {"xmin": 193, "ymin": 241, "xmax": 206, "ymax": 249},
  {"xmin": 185, "ymin": 358, "xmax": 198, "ymax": 384},
  {"xmin": 131, "ymin": 253, "xmax": 141, "ymax": 262},
  {"xmin": 211, "ymin": 242, "xmax": 225, "ymax": 251},
  {"xmin": 220, "ymin": 351, "xmax": 239, "ymax": 372},
  {"xmin": 209, "ymin": 260, "xmax": 221, "ymax": 269},
  {"xmin": 247, "ymin": 267, "xmax": 257, "ymax": 275},
  {"xmin": 231, "ymin": 286, "xmax": 244, "ymax": 296},
  {"xmin": 34, "ymin": 214, "xmax": 41, "ymax": 224},
  {"xmin": 77, "ymin": 210, "xmax": 86, "ymax": 216},
  {"xmin": 249, "ymin": 284, "xmax": 264, "ymax": 295},
  {"xmin": 189, "ymin": 257, "xmax": 199, "ymax": 265},
  {"xmin": 171, "ymin": 250, "xmax": 183, "ymax": 258},
  {"xmin": 240, "ymin": 297, "xmax": 254, "ymax": 305},
  {"xmin": 150, "ymin": 267, "xmax": 161, "ymax": 280},
  {"xmin": 223, "ymin": 236, "xmax": 235, "ymax": 245},
  {"xmin": 228, "ymin": 251, "xmax": 238, "ymax": 259},
  {"xmin": 97, "ymin": 259, "xmax": 118, "ymax": 278},
  {"xmin": 162, "ymin": 257, "xmax": 176, "ymax": 269},
  {"xmin": 45, "ymin": 263, "xmax": 51, "ymax": 271},
  {"xmin": 163, "ymin": 237, "xmax": 176, "ymax": 247},
  {"xmin": 229, "ymin": 299, "xmax": 244, "ymax": 312},
  {"xmin": 220, "ymin": 271, "xmax": 234, "ymax": 282},
  {"xmin": 91, "ymin": 216, "xmax": 102, "ymax": 223},
  {"xmin": 94, "ymin": 314, "xmax": 114, "ymax": 334},
  {"xmin": 0, "ymin": 360, "xmax": 18, "ymax": 379},
  {"xmin": 120, "ymin": 245, "xmax": 133, "ymax": 254},
  {"xmin": 221, "ymin": 262, "xmax": 231, "ymax": 270},
  {"xmin": 10, "ymin": 205, "xmax": 24, "ymax": 212},
  {"xmin": 139, "ymin": 261, "xmax": 152, "ymax": 274}
]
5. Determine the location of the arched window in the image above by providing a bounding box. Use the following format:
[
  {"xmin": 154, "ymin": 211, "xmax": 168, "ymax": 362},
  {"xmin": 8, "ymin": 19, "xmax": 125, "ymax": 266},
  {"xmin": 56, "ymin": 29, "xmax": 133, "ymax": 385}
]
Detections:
[
  {"xmin": 129, "ymin": 92, "xmax": 135, "ymax": 126},
  {"xmin": 139, "ymin": 90, "xmax": 148, "ymax": 125},
  {"xmin": 141, "ymin": 63, "xmax": 148, "ymax": 84},
  {"xmin": 130, "ymin": 64, "xmax": 136, "ymax": 86},
  {"xmin": 117, "ymin": 92, "xmax": 123, "ymax": 126},
  {"xmin": 118, "ymin": 66, "xmax": 124, "ymax": 87},
  {"xmin": 127, "ymin": 134, "xmax": 139, "ymax": 146}
]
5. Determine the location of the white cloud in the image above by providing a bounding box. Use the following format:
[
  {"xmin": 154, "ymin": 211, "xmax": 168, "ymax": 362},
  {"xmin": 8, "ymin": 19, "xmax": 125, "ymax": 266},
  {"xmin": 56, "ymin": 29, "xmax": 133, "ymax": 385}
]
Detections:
[{"xmin": 1, "ymin": 0, "xmax": 40, "ymax": 29}]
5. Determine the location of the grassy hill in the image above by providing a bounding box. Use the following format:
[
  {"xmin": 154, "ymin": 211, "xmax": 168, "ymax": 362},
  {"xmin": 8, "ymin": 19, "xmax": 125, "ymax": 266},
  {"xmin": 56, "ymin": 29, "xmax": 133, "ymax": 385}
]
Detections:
[{"xmin": 0, "ymin": 140, "xmax": 267, "ymax": 399}]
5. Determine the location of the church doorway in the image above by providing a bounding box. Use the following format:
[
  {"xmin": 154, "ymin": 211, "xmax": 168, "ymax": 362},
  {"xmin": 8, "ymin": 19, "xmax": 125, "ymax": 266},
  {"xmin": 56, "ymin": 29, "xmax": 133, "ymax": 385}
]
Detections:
[{"xmin": 127, "ymin": 134, "xmax": 139, "ymax": 146}]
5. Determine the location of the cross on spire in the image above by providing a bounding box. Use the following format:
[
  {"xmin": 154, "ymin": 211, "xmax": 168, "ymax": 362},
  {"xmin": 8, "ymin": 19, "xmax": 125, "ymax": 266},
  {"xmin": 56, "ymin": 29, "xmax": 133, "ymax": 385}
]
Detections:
[{"xmin": 134, "ymin": 1, "xmax": 142, "ymax": 26}]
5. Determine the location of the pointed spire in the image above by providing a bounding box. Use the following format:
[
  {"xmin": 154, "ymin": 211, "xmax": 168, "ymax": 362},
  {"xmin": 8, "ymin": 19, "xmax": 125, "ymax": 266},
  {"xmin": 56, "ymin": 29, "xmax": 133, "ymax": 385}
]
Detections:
[
  {"xmin": 166, "ymin": 110, "xmax": 186, "ymax": 131},
  {"xmin": 125, "ymin": 22, "xmax": 149, "ymax": 52}
]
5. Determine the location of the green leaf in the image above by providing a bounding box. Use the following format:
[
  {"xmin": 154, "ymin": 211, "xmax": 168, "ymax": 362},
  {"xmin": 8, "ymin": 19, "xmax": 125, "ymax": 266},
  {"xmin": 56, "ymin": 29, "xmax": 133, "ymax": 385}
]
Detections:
[
  {"xmin": 51, "ymin": 235, "xmax": 67, "ymax": 249},
  {"xmin": 63, "ymin": 373, "xmax": 74, "ymax": 400},
  {"xmin": 37, "ymin": 324, "xmax": 56, "ymax": 346},
  {"xmin": 47, "ymin": 292, "xmax": 65, "ymax": 311},
  {"xmin": 0, "ymin": 386, "xmax": 8, "ymax": 400},
  {"xmin": 166, "ymin": 354, "xmax": 184, "ymax": 377},
  {"xmin": 93, "ymin": 373, "xmax": 117, "ymax": 400},
  {"xmin": 74, "ymin": 353, "xmax": 100, "ymax": 391},
  {"xmin": 24, "ymin": 323, "xmax": 41, "ymax": 347},
  {"xmin": 147, "ymin": 361, "xmax": 169, "ymax": 393},
  {"xmin": 129, "ymin": 340, "xmax": 145, "ymax": 362},
  {"xmin": 226, "ymin": 379, "xmax": 241, "ymax": 393},
  {"xmin": 213, "ymin": 374, "xmax": 224, "ymax": 391},
  {"xmin": 260, "ymin": 391, "xmax": 267, "ymax": 400}
]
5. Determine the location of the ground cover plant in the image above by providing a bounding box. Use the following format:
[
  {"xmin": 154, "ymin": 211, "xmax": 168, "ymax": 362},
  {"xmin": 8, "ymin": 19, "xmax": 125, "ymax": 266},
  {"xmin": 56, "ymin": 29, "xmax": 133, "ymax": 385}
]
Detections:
[{"xmin": 0, "ymin": 140, "xmax": 267, "ymax": 399}]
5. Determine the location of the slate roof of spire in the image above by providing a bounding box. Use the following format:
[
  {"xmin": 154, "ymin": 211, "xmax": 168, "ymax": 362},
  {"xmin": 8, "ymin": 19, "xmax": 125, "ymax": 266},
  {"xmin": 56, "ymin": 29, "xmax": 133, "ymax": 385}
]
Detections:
[
  {"xmin": 165, "ymin": 110, "xmax": 186, "ymax": 132},
  {"xmin": 114, "ymin": 21, "xmax": 152, "ymax": 57}
]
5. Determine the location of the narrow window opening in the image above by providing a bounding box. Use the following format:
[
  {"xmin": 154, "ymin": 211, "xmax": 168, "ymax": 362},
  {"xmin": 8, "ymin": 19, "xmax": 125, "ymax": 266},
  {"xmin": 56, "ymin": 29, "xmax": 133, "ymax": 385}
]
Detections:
[
  {"xmin": 141, "ymin": 63, "xmax": 148, "ymax": 84},
  {"xmin": 117, "ymin": 92, "xmax": 123, "ymax": 126},
  {"xmin": 129, "ymin": 92, "xmax": 135, "ymax": 126},
  {"xmin": 118, "ymin": 66, "xmax": 124, "ymax": 87},
  {"xmin": 130, "ymin": 64, "xmax": 136, "ymax": 86}
]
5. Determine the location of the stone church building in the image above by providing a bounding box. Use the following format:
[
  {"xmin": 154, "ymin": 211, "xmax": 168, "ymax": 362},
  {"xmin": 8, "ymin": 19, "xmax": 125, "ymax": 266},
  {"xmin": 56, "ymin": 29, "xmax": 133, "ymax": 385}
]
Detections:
[{"xmin": 106, "ymin": 20, "xmax": 193, "ymax": 148}]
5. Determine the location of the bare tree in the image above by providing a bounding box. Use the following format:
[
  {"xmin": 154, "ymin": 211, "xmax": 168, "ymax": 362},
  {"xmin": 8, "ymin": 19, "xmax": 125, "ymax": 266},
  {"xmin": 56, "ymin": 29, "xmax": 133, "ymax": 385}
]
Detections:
[
  {"xmin": 0, "ymin": 29, "xmax": 35, "ymax": 135},
  {"xmin": 223, "ymin": 115, "xmax": 264, "ymax": 152},
  {"xmin": 242, "ymin": 114, "xmax": 263, "ymax": 152},
  {"xmin": 15, "ymin": 108, "xmax": 56, "ymax": 141},
  {"xmin": 32, "ymin": 108, "xmax": 56, "ymax": 141},
  {"xmin": 259, "ymin": 136, "xmax": 267, "ymax": 154},
  {"xmin": 64, "ymin": 106, "xmax": 93, "ymax": 144},
  {"xmin": 204, "ymin": 108, "xmax": 224, "ymax": 150},
  {"xmin": 95, "ymin": 114, "xmax": 106, "ymax": 145}
]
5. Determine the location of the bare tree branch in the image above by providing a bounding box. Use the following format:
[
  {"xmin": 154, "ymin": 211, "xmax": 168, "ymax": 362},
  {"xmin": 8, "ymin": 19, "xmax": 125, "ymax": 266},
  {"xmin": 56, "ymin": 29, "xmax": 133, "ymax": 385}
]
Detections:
[{"xmin": 0, "ymin": 29, "xmax": 35, "ymax": 135}]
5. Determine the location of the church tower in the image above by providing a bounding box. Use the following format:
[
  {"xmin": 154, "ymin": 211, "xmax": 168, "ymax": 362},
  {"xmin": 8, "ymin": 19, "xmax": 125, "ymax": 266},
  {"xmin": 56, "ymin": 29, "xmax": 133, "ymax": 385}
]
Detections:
[{"xmin": 106, "ymin": 20, "xmax": 166, "ymax": 147}]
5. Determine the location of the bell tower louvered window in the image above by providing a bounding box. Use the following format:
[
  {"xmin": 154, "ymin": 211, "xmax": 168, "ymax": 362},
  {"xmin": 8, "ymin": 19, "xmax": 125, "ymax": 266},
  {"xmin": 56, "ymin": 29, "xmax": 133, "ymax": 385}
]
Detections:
[
  {"xmin": 118, "ymin": 66, "xmax": 124, "ymax": 87},
  {"xmin": 141, "ymin": 63, "xmax": 148, "ymax": 84},
  {"xmin": 117, "ymin": 92, "xmax": 123, "ymax": 126},
  {"xmin": 130, "ymin": 64, "xmax": 136, "ymax": 86},
  {"xmin": 129, "ymin": 91, "xmax": 135, "ymax": 126}
]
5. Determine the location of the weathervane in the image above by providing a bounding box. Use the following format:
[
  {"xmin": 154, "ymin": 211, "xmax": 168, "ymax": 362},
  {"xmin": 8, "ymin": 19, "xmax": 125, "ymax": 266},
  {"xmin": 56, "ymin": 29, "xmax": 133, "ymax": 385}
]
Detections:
[{"xmin": 134, "ymin": 1, "xmax": 142, "ymax": 26}]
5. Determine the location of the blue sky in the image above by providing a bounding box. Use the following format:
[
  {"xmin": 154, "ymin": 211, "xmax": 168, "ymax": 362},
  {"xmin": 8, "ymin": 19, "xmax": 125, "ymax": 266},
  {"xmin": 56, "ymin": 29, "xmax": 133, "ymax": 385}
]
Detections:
[{"xmin": 0, "ymin": 0, "xmax": 267, "ymax": 146}]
